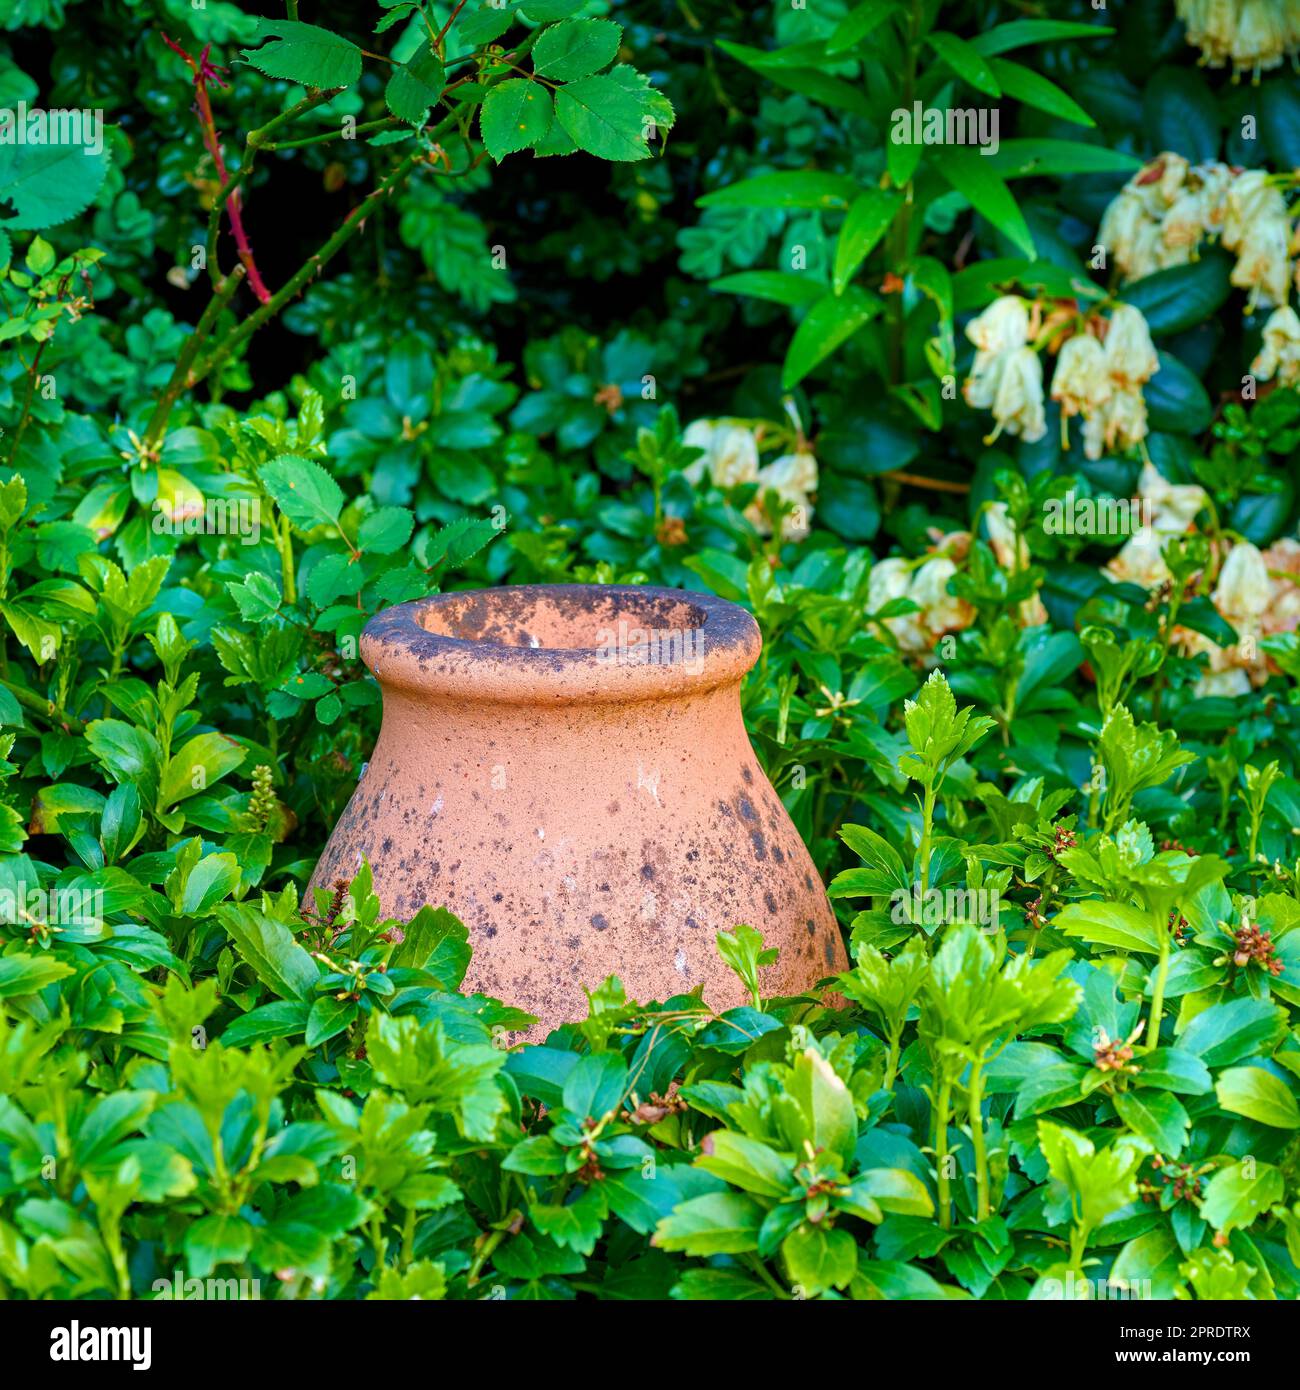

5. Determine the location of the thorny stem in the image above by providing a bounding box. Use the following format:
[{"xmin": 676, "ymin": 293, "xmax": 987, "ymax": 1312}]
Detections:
[
  {"xmin": 162, "ymin": 33, "xmax": 273, "ymax": 305},
  {"xmin": 886, "ymin": 0, "xmax": 922, "ymax": 383},
  {"xmin": 142, "ymin": 265, "xmax": 245, "ymax": 451},
  {"xmin": 142, "ymin": 28, "xmax": 540, "ymax": 455}
]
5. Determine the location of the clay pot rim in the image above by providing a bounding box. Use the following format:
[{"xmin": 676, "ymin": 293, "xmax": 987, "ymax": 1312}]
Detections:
[{"xmin": 362, "ymin": 583, "xmax": 763, "ymax": 705}]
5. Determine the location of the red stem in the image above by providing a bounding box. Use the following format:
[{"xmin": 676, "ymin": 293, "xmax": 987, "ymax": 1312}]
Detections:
[{"xmin": 162, "ymin": 32, "xmax": 273, "ymax": 305}]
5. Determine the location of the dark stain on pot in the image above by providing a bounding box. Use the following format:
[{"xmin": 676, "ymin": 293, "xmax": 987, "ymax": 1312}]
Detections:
[
  {"xmin": 765, "ymin": 891, "xmax": 778, "ymax": 914},
  {"xmin": 591, "ymin": 913, "xmax": 610, "ymax": 931},
  {"xmin": 741, "ymin": 766, "xmax": 753, "ymax": 784},
  {"xmin": 750, "ymin": 829, "xmax": 767, "ymax": 860},
  {"xmin": 806, "ymin": 918, "xmax": 816, "ymax": 936},
  {"xmin": 737, "ymin": 793, "xmax": 758, "ymax": 822},
  {"xmin": 640, "ymin": 863, "xmax": 655, "ymax": 880}
]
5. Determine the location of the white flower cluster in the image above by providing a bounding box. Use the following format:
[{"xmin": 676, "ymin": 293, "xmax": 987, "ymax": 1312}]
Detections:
[
  {"xmin": 1106, "ymin": 462, "xmax": 1212, "ymax": 589},
  {"xmin": 682, "ymin": 419, "xmax": 818, "ymax": 541},
  {"xmin": 867, "ymin": 504, "xmax": 1046, "ymax": 658},
  {"xmin": 1106, "ymin": 462, "xmax": 1300, "ymax": 696},
  {"xmin": 1175, "ymin": 0, "xmax": 1300, "ymax": 79},
  {"xmin": 1099, "ymin": 154, "xmax": 1300, "ymax": 382},
  {"xmin": 1181, "ymin": 536, "xmax": 1300, "ymax": 695},
  {"xmin": 963, "ymin": 296, "xmax": 1161, "ymax": 460}
]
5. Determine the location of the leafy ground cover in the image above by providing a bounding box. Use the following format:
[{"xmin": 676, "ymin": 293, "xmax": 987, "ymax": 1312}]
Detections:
[{"xmin": 1, "ymin": 0, "xmax": 1300, "ymax": 1301}]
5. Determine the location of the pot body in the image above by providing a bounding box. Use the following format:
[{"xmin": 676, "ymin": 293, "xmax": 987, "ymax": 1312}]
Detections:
[{"xmin": 309, "ymin": 585, "xmax": 846, "ymax": 1032}]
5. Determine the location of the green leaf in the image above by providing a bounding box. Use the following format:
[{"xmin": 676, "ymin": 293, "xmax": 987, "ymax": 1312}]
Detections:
[
  {"xmin": 184, "ymin": 1212, "xmax": 254, "ymax": 1278},
  {"xmin": 1215, "ymin": 1067, "xmax": 1300, "ymax": 1130},
  {"xmin": 1056, "ymin": 901, "xmax": 1160, "ymax": 954},
  {"xmin": 480, "ymin": 79, "xmax": 554, "ymax": 159},
  {"xmin": 848, "ymin": 1167, "xmax": 934, "ymax": 1217},
  {"xmin": 1112, "ymin": 1089, "xmax": 1190, "ymax": 1156},
  {"xmin": 833, "ymin": 189, "xmax": 900, "ymax": 294},
  {"xmin": 988, "ymin": 58, "xmax": 1093, "ymax": 127},
  {"xmin": 531, "ymin": 1188, "xmax": 605, "ymax": 1255},
  {"xmin": 1120, "ymin": 253, "xmax": 1233, "ymax": 336},
  {"xmin": 158, "ymin": 732, "xmax": 246, "ymax": 810},
  {"xmin": 260, "ymin": 456, "xmax": 345, "ymax": 532},
  {"xmin": 782, "ymin": 1224, "xmax": 857, "ymax": 1295},
  {"xmin": 1199, "ymin": 1160, "xmax": 1285, "ymax": 1235},
  {"xmin": 221, "ymin": 1000, "xmax": 312, "ymax": 1047},
  {"xmin": 306, "ymin": 995, "xmax": 359, "ymax": 1047},
  {"xmin": 215, "ymin": 902, "xmax": 321, "ymax": 1001},
  {"xmin": 933, "ymin": 147, "xmax": 1035, "ymax": 258},
  {"xmin": 533, "ymin": 18, "xmax": 621, "ymax": 80},
  {"xmin": 982, "ymin": 139, "xmax": 1143, "ymax": 178},
  {"xmin": 782, "ymin": 287, "xmax": 882, "ymax": 390},
  {"xmin": 562, "ymin": 1051, "xmax": 627, "ymax": 1121},
  {"xmin": 1143, "ymin": 350, "xmax": 1212, "ymax": 435},
  {"xmin": 698, "ymin": 171, "xmax": 859, "ymax": 211},
  {"xmin": 970, "ymin": 20, "xmax": 1115, "ymax": 55},
  {"xmin": 1178, "ymin": 998, "xmax": 1287, "ymax": 1068},
  {"xmin": 925, "ymin": 32, "xmax": 1001, "ymax": 96},
  {"xmin": 554, "ymin": 71, "xmax": 655, "ymax": 161},
  {"xmin": 0, "ymin": 141, "xmax": 110, "ymax": 230},
  {"xmin": 0, "ymin": 952, "xmax": 74, "ymax": 998},
  {"xmin": 1142, "ymin": 66, "xmax": 1221, "ymax": 166},
  {"xmin": 240, "ymin": 19, "xmax": 362, "ymax": 88},
  {"xmin": 1110, "ymin": 1229, "xmax": 1186, "ymax": 1300},
  {"xmin": 654, "ymin": 1192, "xmax": 763, "ymax": 1255},
  {"xmin": 357, "ymin": 506, "xmax": 415, "ymax": 556},
  {"xmin": 827, "ymin": 2, "xmax": 897, "ymax": 54},
  {"xmin": 711, "ymin": 271, "xmax": 824, "ymax": 307},
  {"xmin": 696, "ymin": 1131, "xmax": 792, "ymax": 1198},
  {"xmin": 385, "ymin": 45, "xmax": 445, "ymax": 125},
  {"xmin": 789, "ymin": 1046, "xmax": 858, "ymax": 1168},
  {"xmin": 391, "ymin": 904, "xmax": 470, "ymax": 989},
  {"xmin": 1134, "ymin": 1047, "xmax": 1212, "ymax": 1096}
]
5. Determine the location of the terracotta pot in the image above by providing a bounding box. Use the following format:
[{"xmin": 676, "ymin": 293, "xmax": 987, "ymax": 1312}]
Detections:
[{"xmin": 309, "ymin": 583, "xmax": 847, "ymax": 1032}]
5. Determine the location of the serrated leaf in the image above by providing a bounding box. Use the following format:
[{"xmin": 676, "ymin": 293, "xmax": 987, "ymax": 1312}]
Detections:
[
  {"xmin": 533, "ymin": 18, "xmax": 621, "ymax": 81},
  {"xmin": 357, "ymin": 506, "xmax": 414, "ymax": 555},
  {"xmin": 554, "ymin": 71, "xmax": 654, "ymax": 162},
  {"xmin": 480, "ymin": 80, "xmax": 554, "ymax": 159},
  {"xmin": 385, "ymin": 46, "xmax": 445, "ymax": 125},
  {"xmin": 260, "ymin": 455, "xmax": 345, "ymax": 532},
  {"xmin": 0, "ymin": 142, "xmax": 110, "ymax": 231},
  {"xmin": 240, "ymin": 19, "xmax": 362, "ymax": 88}
]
